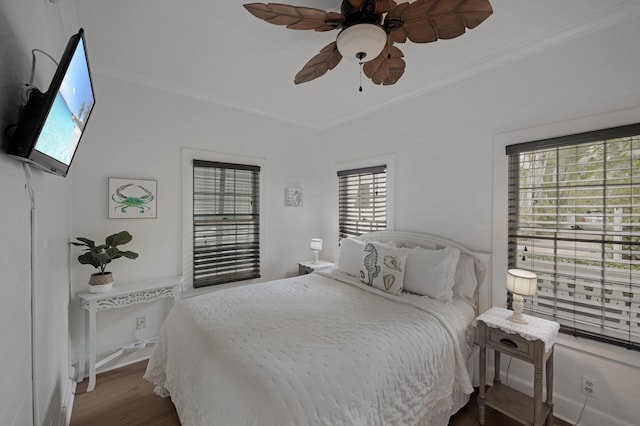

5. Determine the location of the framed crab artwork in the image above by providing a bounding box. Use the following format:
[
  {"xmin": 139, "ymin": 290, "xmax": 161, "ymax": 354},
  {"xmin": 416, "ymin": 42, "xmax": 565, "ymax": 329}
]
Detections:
[{"xmin": 108, "ymin": 178, "xmax": 157, "ymax": 219}]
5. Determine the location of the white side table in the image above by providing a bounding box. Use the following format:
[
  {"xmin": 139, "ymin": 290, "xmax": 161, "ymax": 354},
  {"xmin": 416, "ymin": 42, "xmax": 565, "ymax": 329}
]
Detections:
[
  {"xmin": 78, "ymin": 276, "xmax": 182, "ymax": 392},
  {"xmin": 473, "ymin": 307, "xmax": 560, "ymax": 426},
  {"xmin": 297, "ymin": 260, "xmax": 335, "ymax": 275}
]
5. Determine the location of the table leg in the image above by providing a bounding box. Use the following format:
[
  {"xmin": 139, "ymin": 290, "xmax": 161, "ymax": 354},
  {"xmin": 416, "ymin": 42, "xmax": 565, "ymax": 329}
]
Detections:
[
  {"xmin": 87, "ymin": 305, "xmax": 97, "ymax": 392},
  {"xmin": 493, "ymin": 351, "xmax": 502, "ymax": 384},
  {"xmin": 533, "ymin": 364, "xmax": 543, "ymax": 425},
  {"xmin": 172, "ymin": 284, "xmax": 182, "ymax": 303},
  {"xmin": 546, "ymin": 350, "xmax": 554, "ymax": 426},
  {"xmin": 479, "ymin": 346, "xmax": 486, "ymax": 425}
]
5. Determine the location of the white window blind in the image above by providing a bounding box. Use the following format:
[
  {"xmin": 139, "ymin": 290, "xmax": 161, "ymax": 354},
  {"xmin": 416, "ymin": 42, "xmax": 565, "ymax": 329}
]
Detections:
[
  {"xmin": 338, "ymin": 165, "xmax": 387, "ymax": 239},
  {"xmin": 193, "ymin": 160, "xmax": 260, "ymax": 287},
  {"xmin": 507, "ymin": 123, "xmax": 640, "ymax": 350}
]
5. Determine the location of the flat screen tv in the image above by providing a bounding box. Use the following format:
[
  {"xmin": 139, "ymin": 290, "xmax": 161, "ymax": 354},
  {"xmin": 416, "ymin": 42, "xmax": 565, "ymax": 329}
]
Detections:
[{"xmin": 7, "ymin": 28, "xmax": 95, "ymax": 177}]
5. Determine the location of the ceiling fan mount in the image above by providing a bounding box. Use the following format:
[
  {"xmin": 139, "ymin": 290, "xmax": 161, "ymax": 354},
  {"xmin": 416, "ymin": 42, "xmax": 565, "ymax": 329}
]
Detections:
[
  {"xmin": 340, "ymin": 0, "xmax": 382, "ymax": 27},
  {"xmin": 243, "ymin": 0, "xmax": 493, "ymax": 86}
]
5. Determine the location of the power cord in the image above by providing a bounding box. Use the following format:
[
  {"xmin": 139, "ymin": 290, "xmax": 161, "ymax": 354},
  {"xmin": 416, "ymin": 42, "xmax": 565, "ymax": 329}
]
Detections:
[
  {"xmin": 4, "ymin": 48, "xmax": 60, "ymax": 138},
  {"xmin": 28, "ymin": 48, "xmax": 58, "ymax": 87},
  {"xmin": 503, "ymin": 353, "xmax": 590, "ymax": 426},
  {"xmin": 572, "ymin": 393, "xmax": 590, "ymax": 426},
  {"xmin": 23, "ymin": 163, "xmax": 39, "ymax": 426},
  {"xmin": 4, "ymin": 123, "xmax": 18, "ymax": 138}
]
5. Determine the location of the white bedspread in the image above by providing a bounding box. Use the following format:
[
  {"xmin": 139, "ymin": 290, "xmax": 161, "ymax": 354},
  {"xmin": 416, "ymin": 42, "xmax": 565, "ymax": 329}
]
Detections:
[{"xmin": 144, "ymin": 271, "xmax": 474, "ymax": 426}]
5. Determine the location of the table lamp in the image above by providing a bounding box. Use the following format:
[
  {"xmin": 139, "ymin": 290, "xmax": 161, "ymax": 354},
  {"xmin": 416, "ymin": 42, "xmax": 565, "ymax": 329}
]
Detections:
[
  {"xmin": 506, "ymin": 268, "xmax": 538, "ymax": 324},
  {"xmin": 310, "ymin": 238, "xmax": 323, "ymax": 264}
]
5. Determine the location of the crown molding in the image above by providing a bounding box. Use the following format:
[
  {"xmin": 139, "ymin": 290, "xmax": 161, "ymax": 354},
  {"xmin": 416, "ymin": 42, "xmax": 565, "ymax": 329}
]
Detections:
[{"xmin": 93, "ymin": 62, "xmax": 323, "ymax": 130}]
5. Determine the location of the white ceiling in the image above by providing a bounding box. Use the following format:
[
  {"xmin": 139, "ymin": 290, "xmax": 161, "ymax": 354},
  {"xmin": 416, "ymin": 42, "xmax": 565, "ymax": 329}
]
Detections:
[{"xmin": 69, "ymin": 0, "xmax": 640, "ymax": 130}]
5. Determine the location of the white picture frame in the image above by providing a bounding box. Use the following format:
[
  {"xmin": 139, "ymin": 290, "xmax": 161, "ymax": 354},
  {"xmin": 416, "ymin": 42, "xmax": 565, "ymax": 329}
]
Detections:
[
  {"xmin": 285, "ymin": 187, "xmax": 303, "ymax": 207},
  {"xmin": 108, "ymin": 178, "xmax": 157, "ymax": 219}
]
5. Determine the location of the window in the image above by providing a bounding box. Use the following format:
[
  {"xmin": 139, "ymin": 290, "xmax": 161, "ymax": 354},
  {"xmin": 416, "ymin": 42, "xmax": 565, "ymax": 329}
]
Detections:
[
  {"xmin": 192, "ymin": 160, "xmax": 260, "ymax": 287},
  {"xmin": 507, "ymin": 123, "xmax": 640, "ymax": 350},
  {"xmin": 338, "ymin": 165, "xmax": 387, "ymax": 239}
]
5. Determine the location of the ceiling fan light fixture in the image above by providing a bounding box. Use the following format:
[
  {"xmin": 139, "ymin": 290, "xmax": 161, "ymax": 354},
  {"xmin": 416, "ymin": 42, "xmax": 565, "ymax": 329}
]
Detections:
[
  {"xmin": 336, "ymin": 23, "xmax": 386, "ymax": 63},
  {"xmin": 243, "ymin": 0, "xmax": 494, "ymax": 85}
]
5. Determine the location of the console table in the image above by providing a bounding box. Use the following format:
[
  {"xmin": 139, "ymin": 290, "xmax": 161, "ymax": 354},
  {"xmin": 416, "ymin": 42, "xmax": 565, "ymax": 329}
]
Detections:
[{"xmin": 78, "ymin": 276, "xmax": 182, "ymax": 392}]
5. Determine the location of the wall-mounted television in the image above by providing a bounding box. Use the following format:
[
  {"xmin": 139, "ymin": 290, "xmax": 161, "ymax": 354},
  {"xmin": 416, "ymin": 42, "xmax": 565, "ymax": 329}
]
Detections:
[{"xmin": 7, "ymin": 28, "xmax": 95, "ymax": 177}]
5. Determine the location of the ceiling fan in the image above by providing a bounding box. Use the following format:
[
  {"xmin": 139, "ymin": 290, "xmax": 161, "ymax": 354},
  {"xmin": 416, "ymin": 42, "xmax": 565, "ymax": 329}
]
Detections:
[{"xmin": 243, "ymin": 0, "xmax": 493, "ymax": 87}]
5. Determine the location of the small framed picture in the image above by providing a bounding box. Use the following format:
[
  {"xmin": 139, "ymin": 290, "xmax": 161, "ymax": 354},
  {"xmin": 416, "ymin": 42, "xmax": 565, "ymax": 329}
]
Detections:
[
  {"xmin": 108, "ymin": 178, "xmax": 157, "ymax": 219},
  {"xmin": 285, "ymin": 187, "xmax": 303, "ymax": 207}
]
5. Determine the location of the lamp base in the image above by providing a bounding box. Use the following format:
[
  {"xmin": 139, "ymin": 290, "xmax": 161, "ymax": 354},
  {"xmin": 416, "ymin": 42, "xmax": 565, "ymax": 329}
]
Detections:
[
  {"xmin": 507, "ymin": 294, "xmax": 529, "ymax": 324},
  {"xmin": 313, "ymin": 250, "xmax": 319, "ymax": 264},
  {"xmin": 507, "ymin": 311, "xmax": 529, "ymax": 324}
]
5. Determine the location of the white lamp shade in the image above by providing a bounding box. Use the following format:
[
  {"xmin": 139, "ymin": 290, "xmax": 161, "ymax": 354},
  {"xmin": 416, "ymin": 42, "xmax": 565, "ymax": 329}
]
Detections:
[
  {"xmin": 506, "ymin": 269, "xmax": 538, "ymax": 296},
  {"xmin": 336, "ymin": 24, "xmax": 387, "ymax": 62},
  {"xmin": 310, "ymin": 238, "xmax": 323, "ymax": 251}
]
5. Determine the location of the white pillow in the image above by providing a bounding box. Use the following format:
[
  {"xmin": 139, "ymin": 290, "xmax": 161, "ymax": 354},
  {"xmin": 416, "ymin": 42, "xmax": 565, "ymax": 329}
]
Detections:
[
  {"xmin": 337, "ymin": 237, "xmax": 365, "ymax": 277},
  {"xmin": 404, "ymin": 246, "xmax": 460, "ymax": 301},
  {"xmin": 453, "ymin": 253, "xmax": 479, "ymax": 304},
  {"xmin": 359, "ymin": 242, "xmax": 409, "ymax": 295}
]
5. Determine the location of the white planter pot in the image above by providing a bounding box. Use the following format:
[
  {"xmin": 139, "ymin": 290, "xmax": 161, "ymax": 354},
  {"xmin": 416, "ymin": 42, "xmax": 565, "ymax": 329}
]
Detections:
[
  {"xmin": 89, "ymin": 282, "xmax": 113, "ymax": 293},
  {"xmin": 88, "ymin": 272, "xmax": 114, "ymax": 293}
]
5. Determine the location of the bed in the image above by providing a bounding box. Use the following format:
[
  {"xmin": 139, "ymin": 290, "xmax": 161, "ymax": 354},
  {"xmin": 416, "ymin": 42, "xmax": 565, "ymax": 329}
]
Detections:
[{"xmin": 144, "ymin": 231, "xmax": 490, "ymax": 425}]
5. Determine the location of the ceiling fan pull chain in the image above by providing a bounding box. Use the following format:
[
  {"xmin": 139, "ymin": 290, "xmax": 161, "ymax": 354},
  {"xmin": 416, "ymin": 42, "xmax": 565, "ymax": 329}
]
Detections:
[
  {"xmin": 356, "ymin": 52, "xmax": 366, "ymax": 92},
  {"xmin": 387, "ymin": 34, "xmax": 391, "ymax": 59}
]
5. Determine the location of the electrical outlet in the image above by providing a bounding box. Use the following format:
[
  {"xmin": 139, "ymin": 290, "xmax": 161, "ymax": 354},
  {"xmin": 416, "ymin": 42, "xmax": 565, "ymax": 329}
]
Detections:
[
  {"xmin": 581, "ymin": 375, "xmax": 597, "ymax": 398},
  {"xmin": 136, "ymin": 316, "xmax": 146, "ymax": 329}
]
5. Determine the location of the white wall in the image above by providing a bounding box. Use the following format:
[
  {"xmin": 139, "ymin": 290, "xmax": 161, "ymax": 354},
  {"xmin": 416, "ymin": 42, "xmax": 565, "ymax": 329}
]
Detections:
[
  {"xmin": 320, "ymin": 16, "xmax": 640, "ymax": 426},
  {"xmin": 68, "ymin": 74, "xmax": 330, "ymax": 364},
  {"xmin": 4, "ymin": 1, "xmax": 638, "ymax": 425},
  {"xmin": 67, "ymin": 9, "xmax": 640, "ymax": 426},
  {"xmin": 492, "ymin": 108, "xmax": 640, "ymax": 426},
  {"xmin": 0, "ymin": 1, "xmax": 77, "ymax": 425}
]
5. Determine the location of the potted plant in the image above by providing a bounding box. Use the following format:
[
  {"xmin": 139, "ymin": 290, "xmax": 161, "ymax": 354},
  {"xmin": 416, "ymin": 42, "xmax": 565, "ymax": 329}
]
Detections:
[{"xmin": 72, "ymin": 230, "xmax": 139, "ymax": 293}]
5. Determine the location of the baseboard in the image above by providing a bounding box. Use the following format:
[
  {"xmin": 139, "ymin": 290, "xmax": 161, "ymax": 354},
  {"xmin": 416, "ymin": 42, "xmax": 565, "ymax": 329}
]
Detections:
[
  {"xmin": 96, "ymin": 345, "xmax": 153, "ymax": 375},
  {"xmin": 59, "ymin": 378, "xmax": 76, "ymax": 426},
  {"xmin": 503, "ymin": 371, "xmax": 628, "ymax": 426},
  {"xmin": 79, "ymin": 343, "xmax": 154, "ymax": 380}
]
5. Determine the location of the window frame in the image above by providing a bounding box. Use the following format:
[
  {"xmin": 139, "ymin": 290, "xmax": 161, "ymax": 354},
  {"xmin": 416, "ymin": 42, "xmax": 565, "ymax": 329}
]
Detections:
[
  {"xmin": 506, "ymin": 123, "xmax": 640, "ymax": 351},
  {"xmin": 182, "ymin": 149, "xmax": 264, "ymax": 295},
  {"xmin": 337, "ymin": 163, "xmax": 389, "ymax": 239},
  {"xmin": 192, "ymin": 159, "xmax": 261, "ymax": 288}
]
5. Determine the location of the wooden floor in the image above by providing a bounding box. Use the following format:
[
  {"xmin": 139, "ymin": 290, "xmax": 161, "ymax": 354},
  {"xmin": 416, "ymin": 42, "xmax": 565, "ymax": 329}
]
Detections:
[
  {"xmin": 71, "ymin": 361, "xmax": 179, "ymax": 426},
  {"xmin": 71, "ymin": 360, "xmax": 570, "ymax": 426}
]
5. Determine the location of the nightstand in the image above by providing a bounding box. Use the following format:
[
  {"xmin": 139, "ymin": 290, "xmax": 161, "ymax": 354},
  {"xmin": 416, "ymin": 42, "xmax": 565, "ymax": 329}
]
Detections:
[
  {"xmin": 297, "ymin": 260, "xmax": 335, "ymax": 275},
  {"xmin": 473, "ymin": 307, "xmax": 560, "ymax": 426}
]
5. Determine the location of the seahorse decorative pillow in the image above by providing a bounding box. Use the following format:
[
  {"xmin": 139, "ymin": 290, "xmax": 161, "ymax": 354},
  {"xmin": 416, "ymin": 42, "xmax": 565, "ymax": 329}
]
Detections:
[{"xmin": 359, "ymin": 242, "xmax": 409, "ymax": 295}]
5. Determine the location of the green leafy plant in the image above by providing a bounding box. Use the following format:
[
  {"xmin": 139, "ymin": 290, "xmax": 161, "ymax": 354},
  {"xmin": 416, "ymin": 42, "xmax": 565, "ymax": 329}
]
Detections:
[{"xmin": 72, "ymin": 231, "xmax": 139, "ymax": 275}]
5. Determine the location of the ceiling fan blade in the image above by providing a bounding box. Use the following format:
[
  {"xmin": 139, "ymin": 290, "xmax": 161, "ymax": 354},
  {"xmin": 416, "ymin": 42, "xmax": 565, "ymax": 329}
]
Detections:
[
  {"xmin": 375, "ymin": 0, "xmax": 397, "ymax": 14},
  {"xmin": 363, "ymin": 44, "xmax": 405, "ymax": 85},
  {"xmin": 429, "ymin": 0, "xmax": 493, "ymax": 38},
  {"xmin": 243, "ymin": 3, "xmax": 345, "ymax": 31},
  {"xmin": 294, "ymin": 42, "xmax": 343, "ymax": 84},
  {"xmin": 387, "ymin": 0, "xmax": 492, "ymax": 44}
]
